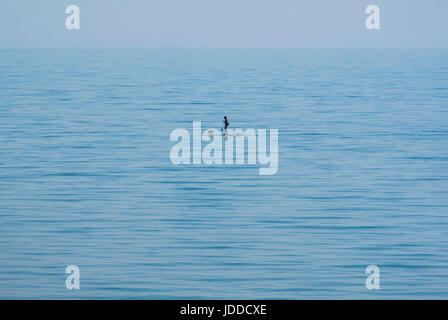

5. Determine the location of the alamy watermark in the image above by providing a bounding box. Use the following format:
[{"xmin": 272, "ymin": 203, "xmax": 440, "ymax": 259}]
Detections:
[
  {"xmin": 64, "ymin": 5, "xmax": 379, "ymax": 31},
  {"xmin": 170, "ymin": 121, "xmax": 278, "ymax": 175},
  {"xmin": 365, "ymin": 265, "xmax": 380, "ymax": 290},
  {"xmin": 65, "ymin": 265, "xmax": 80, "ymax": 290},
  {"xmin": 65, "ymin": 5, "xmax": 80, "ymax": 30},
  {"xmin": 365, "ymin": 5, "xmax": 380, "ymax": 30}
]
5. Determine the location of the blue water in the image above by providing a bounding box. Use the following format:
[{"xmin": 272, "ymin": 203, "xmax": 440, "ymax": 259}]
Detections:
[{"xmin": 0, "ymin": 49, "xmax": 447, "ymax": 299}]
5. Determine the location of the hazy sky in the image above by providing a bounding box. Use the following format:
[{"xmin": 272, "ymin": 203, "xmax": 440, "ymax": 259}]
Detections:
[{"xmin": 0, "ymin": 0, "xmax": 447, "ymax": 48}]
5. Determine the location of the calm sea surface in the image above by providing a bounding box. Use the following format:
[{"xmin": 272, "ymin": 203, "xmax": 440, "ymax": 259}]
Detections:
[{"xmin": 0, "ymin": 49, "xmax": 447, "ymax": 299}]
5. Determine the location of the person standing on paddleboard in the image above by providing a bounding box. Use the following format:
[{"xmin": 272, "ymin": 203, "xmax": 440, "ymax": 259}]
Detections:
[{"xmin": 223, "ymin": 116, "xmax": 229, "ymax": 135}]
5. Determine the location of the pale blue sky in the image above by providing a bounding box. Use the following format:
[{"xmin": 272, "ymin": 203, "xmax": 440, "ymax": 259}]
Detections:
[{"xmin": 0, "ymin": 0, "xmax": 447, "ymax": 48}]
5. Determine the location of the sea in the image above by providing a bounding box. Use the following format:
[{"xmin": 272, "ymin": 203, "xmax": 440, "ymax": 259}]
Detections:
[{"xmin": 0, "ymin": 49, "xmax": 447, "ymax": 299}]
